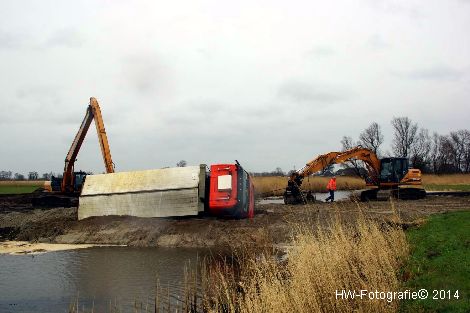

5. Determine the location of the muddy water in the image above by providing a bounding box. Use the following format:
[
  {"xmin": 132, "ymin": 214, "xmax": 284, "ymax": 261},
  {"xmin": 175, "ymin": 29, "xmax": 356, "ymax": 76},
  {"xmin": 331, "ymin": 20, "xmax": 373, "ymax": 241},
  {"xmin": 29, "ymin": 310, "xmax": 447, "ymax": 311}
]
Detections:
[
  {"xmin": 258, "ymin": 190, "xmax": 353, "ymax": 204},
  {"xmin": 0, "ymin": 247, "xmax": 207, "ymax": 313}
]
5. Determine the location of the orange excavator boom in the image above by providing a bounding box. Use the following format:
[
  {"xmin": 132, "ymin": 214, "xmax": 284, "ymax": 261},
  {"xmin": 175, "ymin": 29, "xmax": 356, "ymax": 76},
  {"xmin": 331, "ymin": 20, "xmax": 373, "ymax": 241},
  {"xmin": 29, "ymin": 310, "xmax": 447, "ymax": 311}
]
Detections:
[
  {"xmin": 285, "ymin": 146, "xmax": 425, "ymax": 204},
  {"xmin": 61, "ymin": 97, "xmax": 114, "ymax": 193},
  {"xmin": 293, "ymin": 146, "xmax": 381, "ymax": 183}
]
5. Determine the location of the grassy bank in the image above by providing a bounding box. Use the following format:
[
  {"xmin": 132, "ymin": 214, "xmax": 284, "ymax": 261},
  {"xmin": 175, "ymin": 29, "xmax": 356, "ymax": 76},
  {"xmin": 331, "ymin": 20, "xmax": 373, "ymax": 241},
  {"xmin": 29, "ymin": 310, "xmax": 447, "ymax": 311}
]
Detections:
[
  {"xmin": 424, "ymin": 184, "xmax": 470, "ymax": 191},
  {"xmin": 0, "ymin": 181, "xmax": 45, "ymax": 194},
  {"xmin": 401, "ymin": 211, "xmax": 470, "ymax": 313}
]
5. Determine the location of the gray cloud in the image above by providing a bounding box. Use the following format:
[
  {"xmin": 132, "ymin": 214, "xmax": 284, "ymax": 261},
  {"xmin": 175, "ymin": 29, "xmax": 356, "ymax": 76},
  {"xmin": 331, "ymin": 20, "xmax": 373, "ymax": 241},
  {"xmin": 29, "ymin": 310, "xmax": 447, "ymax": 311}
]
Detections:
[
  {"xmin": 1, "ymin": 1, "xmax": 469, "ymax": 174},
  {"xmin": 305, "ymin": 46, "xmax": 335, "ymax": 58},
  {"xmin": 392, "ymin": 66, "xmax": 465, "ymax": 81},
  {"xmin": 366, "ymin": 0, "xmax": 423, "ymax": 19},
  {"xmin": 0, "ymin": 30, "xmax": 28, "ymax": 49},
  {"xmin": 277, "ymin": 80, "xmax": 354, "ymax": 104},
  {"xmin": 367, "ymin": 34, "xmax": 391, "ymax": 50},
  {"xmin": 46, "ymin": 28, "xmax": 84, "ymax": 48},
  {"xmin": 2, "ymin": 85, "xmax": 83, "ymax": 125},
  {"xmin": 121, "ymin": 55, "xmax": 172, "ymax": 95}
]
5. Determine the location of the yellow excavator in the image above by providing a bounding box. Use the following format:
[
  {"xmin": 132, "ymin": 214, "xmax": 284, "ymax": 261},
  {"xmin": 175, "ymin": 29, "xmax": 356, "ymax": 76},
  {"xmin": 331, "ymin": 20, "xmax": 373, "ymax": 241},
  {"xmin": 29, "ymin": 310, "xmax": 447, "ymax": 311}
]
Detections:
[
  {"xmin": 33, "ymin": 97, "xmax": 114, "ymax": 207},
  {"xmin": 284, "ymin": 146, "xmax": 426, "ymax": 204}
]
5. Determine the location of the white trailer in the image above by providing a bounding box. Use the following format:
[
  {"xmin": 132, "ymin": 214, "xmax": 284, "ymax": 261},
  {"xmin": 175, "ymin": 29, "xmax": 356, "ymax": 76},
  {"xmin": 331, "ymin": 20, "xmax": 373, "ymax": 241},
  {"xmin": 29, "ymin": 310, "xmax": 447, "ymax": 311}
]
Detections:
[{"xmin": 78, "ymin": 165, "xmax": 206, "ymax": 220}]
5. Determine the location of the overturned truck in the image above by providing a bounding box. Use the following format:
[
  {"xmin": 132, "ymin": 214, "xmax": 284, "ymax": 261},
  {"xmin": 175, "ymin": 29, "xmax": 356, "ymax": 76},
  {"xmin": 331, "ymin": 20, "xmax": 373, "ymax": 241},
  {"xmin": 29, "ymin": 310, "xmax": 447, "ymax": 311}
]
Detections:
[{"xmin": 79, "ymin": 162, "xmax": 254, "ymax": 220}]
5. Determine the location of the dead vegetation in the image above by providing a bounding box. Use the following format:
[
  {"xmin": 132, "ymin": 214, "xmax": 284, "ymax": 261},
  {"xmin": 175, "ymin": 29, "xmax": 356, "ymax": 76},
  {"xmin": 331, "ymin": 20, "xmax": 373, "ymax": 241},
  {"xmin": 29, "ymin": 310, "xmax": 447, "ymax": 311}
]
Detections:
[
  {"xmin": 253, "ymin": 176, "xmax": 365, "ymax": 196},
  {"xmin": 253, "ymin": 174, "xmax": 470, "ymax": 197},
  {"xmin": 194, "ymin": 205, "xmax": 409, "ymax": 312},
  {"xmin": 421, "ymin": 173, "xmax": 470, "ymax": 185}
]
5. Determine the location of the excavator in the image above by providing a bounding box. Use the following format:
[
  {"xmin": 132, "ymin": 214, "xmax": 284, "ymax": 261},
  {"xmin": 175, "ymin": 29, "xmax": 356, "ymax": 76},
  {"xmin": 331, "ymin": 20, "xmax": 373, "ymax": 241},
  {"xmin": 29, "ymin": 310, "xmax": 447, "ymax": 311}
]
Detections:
[
  {"xmin": 284, "ymin": 146, "xmax": 426, "ymax": 204},
  {"xmin": 33, "ymin": 97, "xmax": 114, "ymax": 207}
]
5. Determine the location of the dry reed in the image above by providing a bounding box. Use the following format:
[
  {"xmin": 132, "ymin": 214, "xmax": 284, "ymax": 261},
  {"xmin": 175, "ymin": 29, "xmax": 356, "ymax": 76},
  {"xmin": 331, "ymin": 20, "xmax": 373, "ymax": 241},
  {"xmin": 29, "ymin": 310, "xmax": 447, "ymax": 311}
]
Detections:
[
  {"xmin": 201, "ymin": 204, "xmax": 408, "ymax": 313},
  {"xmin": 0, "ymin": 180, "xmax": 46, "ymax": 186},
  {"xmin": 253, "ymin": 176, "xmax": 365, "ymax": 196},
  {"xmin": 421, "ymin": 173, "xmax": 470, "ymax": 185},
  {"xmin": 253, "ymin": 174, "xmax": 470, "ymax": 197}
]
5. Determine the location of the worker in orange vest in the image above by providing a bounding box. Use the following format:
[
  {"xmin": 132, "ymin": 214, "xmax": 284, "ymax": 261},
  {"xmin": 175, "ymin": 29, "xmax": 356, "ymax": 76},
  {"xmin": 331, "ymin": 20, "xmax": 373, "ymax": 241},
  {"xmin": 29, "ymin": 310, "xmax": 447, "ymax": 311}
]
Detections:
[{"xmin": 325, "ymin": 176, "xmax": 337, "ymax": 202}]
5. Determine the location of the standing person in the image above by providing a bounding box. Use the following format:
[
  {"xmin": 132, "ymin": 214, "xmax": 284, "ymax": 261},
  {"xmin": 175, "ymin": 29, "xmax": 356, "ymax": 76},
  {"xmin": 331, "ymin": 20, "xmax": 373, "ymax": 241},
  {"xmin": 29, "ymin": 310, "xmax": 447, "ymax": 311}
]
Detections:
[{"xmin": 325, "ymin": 176, "xmax": 337, "ymax": 202}]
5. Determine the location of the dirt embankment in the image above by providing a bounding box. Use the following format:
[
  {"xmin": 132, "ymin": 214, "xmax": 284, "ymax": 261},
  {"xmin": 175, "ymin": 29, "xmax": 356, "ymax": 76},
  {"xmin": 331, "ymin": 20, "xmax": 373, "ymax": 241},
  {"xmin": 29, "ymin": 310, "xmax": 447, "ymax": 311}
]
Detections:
[{"xmin": 1, "ymin": 194, "xmax": 469, "ymax": 249}]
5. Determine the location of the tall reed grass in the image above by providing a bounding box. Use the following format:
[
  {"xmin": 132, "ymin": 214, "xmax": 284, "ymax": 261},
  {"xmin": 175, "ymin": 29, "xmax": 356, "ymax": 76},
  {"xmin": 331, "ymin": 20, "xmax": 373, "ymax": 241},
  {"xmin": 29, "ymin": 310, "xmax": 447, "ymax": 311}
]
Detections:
[
  {"xmin": 421, "ymin": 173, "xmax": 470, "ymax": 185},
  {"xmin": 253, "ymin": 176, "xmax": 365, "ymax": 196},
  {"xmin": 253, "ymin": 174, "xmax": 470, "ymax": 197},
  {"xmin": 201, "ymin": 205, "xmax": 408, "ymax": 313}
]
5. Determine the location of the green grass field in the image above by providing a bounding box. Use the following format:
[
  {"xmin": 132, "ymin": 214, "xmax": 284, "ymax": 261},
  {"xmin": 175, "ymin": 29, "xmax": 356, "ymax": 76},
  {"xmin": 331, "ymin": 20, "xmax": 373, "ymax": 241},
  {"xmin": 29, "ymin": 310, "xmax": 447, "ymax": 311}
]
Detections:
[
  {"xmin": 424, "ymin": 184, "xmax": 470, "ymax": 191},
  {"xmin": 0, "ymin": 182, "xmax": 45, "ymax": 195},
  {"xmin": 401, "ymin": 211, "xmax": 470, "ymax": 312},
  {"xmin": 0, "ymin": 186, "xmax": 40, "ymax": 194}
]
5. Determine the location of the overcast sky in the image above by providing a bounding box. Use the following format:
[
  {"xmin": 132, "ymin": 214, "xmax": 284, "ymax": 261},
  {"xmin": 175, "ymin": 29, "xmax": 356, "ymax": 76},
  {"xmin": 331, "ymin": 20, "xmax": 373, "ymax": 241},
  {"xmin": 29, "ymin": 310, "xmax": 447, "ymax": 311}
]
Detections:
[{"xmin": 1, "ymin": 0, "xmax": 469, "ymax": 175}]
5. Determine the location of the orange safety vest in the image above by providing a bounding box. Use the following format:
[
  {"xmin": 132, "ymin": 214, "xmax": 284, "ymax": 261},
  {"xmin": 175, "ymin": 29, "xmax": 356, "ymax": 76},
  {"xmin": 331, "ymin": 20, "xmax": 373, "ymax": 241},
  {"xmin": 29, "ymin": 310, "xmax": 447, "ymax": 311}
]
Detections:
[{"xmin": 327, "ymin": 178, "xmax": 337, "ymax": 191}]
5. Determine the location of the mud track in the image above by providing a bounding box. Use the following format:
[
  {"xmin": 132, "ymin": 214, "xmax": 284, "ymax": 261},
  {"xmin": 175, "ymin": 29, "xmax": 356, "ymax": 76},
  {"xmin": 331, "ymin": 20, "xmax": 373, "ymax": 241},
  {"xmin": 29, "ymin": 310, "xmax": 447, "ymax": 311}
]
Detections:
[{"xmin": 1, "ymin": 194, "xmax": 469, "ymax": 249}]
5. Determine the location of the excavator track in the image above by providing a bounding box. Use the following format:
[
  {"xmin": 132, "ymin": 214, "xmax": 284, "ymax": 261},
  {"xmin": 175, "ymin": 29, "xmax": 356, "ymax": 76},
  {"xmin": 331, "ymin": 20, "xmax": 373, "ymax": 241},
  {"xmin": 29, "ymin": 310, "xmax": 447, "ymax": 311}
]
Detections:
[
  {"xmin": 376, "ymin": 189, "xmax": 392, "ymax": 201},
  {"xmin": 360, "ymin": 187, "xmax": 426, "ymax": 201},
  {"xmin": 395, "ymin": 187, "xmax": 427, "ymax": 200}
]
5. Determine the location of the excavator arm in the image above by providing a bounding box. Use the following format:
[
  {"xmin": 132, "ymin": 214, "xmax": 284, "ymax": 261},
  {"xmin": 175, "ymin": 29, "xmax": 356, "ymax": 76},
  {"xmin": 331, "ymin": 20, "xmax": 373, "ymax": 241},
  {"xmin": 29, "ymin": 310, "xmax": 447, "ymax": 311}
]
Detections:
[
  {"xmin": 285, "ymin": 146, "xmax": 425, "ymax": 204},
  {"xmin": 90, "ymin": 98, "xmax": 114, "ymax": 174},
  {"xmin": 290, "ymin": 146, "xmax": 381, "ymax": 185},
  {"xmin": 61, "ymin": 97, "xmax": 114, "ymax": 193}
]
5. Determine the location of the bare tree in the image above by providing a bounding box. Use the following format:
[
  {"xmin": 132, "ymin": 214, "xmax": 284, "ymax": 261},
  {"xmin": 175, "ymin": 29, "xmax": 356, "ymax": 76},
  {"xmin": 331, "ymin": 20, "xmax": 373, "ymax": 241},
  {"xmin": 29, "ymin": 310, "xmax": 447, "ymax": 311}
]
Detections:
[
  {"xmin": 359, "ymin": 122, "xmax": 384, "ymax": 156},
  {"xmin": 0, "ymin": 171, "xmax": 12, "ymax": 180},
  {"xmin": 434, "ymin": 134, "xmax": 463, "ymax": 173},
  {"xmin": 391, "ymin": 117, "xmax": 418, "ymax": 157},
  {"xmin": 176, "ymin": 160, "xmax": 187, "ymax": 167},
  {"xmin": 429, "ymin": 133, "xmax": 444, "ymax": 174},
  {"xmin": 42, "ymin": 172, "xmax": 53, "ymax": 180},
  {"xmin": 321, "ymin": 163, "xmax": 335, "ymax": 176},
  {"xmin": 341, "ymin": 136, "xmax": 357, "ymax": 151},
  {"xmin": 447, "ymin": 129, "xmax": 470, "ymax": 173},
  {"xmin": 461, "ymin": 130, "xmax": 470, "ymax": 173},
  {"xmin": 287, "ymin": 169, "xmax": 297, "ymax": 176},
  {"xmin": 274, "ymin": 167, "xmax": 284, "ymax": 176},
  {"xmin": 410, "ymin": 128, "xmax": 432, "ymax": 171},
  {"xmin": 14, "ymin": 173, "xmax": 25, "ymax": 180},
  {"xmin": 340, "ymin": 136, "xmax": 366, "ymax": 177}
]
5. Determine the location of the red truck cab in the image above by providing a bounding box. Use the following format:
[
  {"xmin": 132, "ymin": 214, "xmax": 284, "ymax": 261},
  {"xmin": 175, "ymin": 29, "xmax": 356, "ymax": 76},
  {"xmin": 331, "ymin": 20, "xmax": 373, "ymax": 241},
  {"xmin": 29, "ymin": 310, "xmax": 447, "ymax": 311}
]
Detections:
[{"xmin": 208, "ymin": 162, "xmax": 254, "ymax": 218}]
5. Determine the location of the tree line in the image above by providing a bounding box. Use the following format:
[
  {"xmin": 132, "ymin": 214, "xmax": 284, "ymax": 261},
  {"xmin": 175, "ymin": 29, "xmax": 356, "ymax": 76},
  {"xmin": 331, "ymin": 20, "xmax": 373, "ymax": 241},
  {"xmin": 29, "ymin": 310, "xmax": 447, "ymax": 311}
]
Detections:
[
  {"xmin": 3, "ymin": 120, "xmax": 469, "ymax": 180},
  {"xmin": 341, "ymin": 117, "xmax": 470, "ymax": 174},
  {"xmin": 0, "ymin": 160, "xmax": 190, "ymax": 181},
  {"xmin": 0, "ymin": 171, "xmax": 61, "ymax": 181},
  {"xmin": 253, "ymin": 116, "xmax": 469, "ymax": 177}
]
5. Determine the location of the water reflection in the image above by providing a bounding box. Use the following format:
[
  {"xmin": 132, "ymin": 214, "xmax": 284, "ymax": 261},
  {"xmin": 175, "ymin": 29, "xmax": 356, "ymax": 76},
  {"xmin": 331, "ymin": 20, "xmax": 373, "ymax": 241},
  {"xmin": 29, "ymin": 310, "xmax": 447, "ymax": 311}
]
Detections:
[
  {"xmin": 0, "ymin": 247, "xmax": 206, "ymax": 313},
  {"xmin": 257, "ymin": 190, "xmax": 353, "ymax": 204}
]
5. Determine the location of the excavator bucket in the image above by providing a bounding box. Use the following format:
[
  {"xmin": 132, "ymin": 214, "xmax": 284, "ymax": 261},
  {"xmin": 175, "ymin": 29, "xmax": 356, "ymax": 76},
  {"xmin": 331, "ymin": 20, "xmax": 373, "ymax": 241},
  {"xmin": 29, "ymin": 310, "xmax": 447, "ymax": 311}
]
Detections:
[{"xmin": 78, "ymin": 165, "xmax": 207, "ymax": 220}]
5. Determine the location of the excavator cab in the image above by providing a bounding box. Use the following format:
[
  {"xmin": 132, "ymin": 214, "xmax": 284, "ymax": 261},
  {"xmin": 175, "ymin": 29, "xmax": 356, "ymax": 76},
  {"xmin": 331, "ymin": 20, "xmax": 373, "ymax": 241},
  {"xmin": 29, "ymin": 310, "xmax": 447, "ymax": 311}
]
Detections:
[
  {"xmin": 72, "ymin": 171, "xmax": 88, "ymax": 193},
  {"xmin": 379, "ymin": 158, "xmax": 409, "ymax": 183},
  {"xmin": 50, "ymin": 171, "xmax": 87, "ymax": 193}
]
